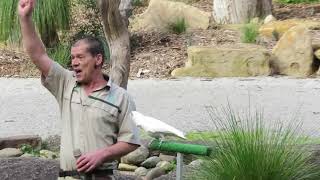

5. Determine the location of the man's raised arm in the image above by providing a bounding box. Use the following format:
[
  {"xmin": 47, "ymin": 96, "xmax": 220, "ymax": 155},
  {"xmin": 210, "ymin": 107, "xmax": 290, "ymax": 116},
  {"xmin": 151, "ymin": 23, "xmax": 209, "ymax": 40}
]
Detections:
[{"xmin": 18, "ymin": 0, "xmax": 52, "ymax": 77}]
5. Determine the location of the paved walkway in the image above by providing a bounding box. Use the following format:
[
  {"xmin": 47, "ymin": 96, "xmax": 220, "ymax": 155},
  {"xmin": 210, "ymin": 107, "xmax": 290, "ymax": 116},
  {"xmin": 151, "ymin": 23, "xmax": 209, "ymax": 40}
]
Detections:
[{"xmin": 1, "ymin": 77, "xmax": 320, "ymax": 138}]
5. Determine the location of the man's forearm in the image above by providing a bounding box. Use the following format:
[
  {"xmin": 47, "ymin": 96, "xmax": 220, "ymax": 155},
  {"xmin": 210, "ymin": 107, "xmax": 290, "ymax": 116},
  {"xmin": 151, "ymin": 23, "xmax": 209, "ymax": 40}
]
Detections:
[
  {"xmin": 102, "ymin": 141, "xmax": 139, "ymax": 162},
  {"xmin": 19, "ymin": 16, "xmax": 46, "ymax": 62}
]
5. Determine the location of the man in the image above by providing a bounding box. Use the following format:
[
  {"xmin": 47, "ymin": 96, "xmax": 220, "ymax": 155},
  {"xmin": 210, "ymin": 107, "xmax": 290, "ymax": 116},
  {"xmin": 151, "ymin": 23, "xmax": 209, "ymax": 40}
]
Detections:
[{"xmin": 18, "ymin": 0, "xmax": 140, "ymax": 179}]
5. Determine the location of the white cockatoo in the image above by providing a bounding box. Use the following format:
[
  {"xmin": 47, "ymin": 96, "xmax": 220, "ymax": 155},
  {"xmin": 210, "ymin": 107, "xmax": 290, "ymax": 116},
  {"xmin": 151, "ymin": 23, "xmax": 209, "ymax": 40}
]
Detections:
[{"xmin": 131, "ymin": 111, "xmax": 186, "ymax": 139}]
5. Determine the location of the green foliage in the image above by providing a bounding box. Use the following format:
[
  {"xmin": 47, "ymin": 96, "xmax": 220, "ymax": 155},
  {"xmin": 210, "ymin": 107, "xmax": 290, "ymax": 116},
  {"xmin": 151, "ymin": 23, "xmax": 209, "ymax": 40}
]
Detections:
[
  {"xmin": 241, "ymin": 23, "xmax": 259, "ymax": 43},
  {"xmin": 275, "ymin": 0, "xmax": 320, "ymax": 4},
  {"xmin": 0, "ymin": 0, "xmax": 70, "ymax": 46},
  {"xmin": 133, "ymin": 0, "xmax": 144, "ymax": 6},
  {"xmin": 186, "ymin": 131, "xmax": 219, "ymax": 141},
  {"xmin": 188, "ymin": 106, "xmax": 320, "ymax": 180},
  {"xmin": 20, "ymin": 144, "xmax": 40, "ymax": 157},
  {"xmin": 48, "ymin": 43, "xmax": 71, "ymax": 68},
  {"xmin": 168, "ymin": 18, "xmax": 187, "ymax": 34}
]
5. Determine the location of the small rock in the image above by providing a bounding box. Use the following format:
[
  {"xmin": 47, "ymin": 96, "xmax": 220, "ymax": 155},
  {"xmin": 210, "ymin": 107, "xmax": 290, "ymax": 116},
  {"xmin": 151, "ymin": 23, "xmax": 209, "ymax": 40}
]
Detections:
[
  {"xmin": 118, "ymin": 163, "xmax": 139, "ymax": 171},
  {"xmin": 159, "ymin": 154, "xmax": 176, "ymax": 162},
  {"xmin": 145, "ymin": 167, "xmax": 166, "ymax": 180},
  {"xmin": 141, "ymin": 156, "xmax": 161, "ymax": 168},
  {"xmin": 21, "ymin": 153, "xmax": 35, "ymax": 158},
  {"xmin": 156, "ymin": 161, "xmax": 172, "ymax": 172},
  {"xmin": 40, "ymin": 150, "xmax": 58, "ymax": 159},
  {"xmin": 121, "ymin": 146, "xmax": 149, "ymax": 165},
  {"xmin": 135, "ymin": 167, "xmax": 149, "ymax": 177},
  {"xmin": 188, "ymin": 159, "xmax": 204, "ymax": 170},
  {"xmin": 264, "ymin": 14, "xmax": 276, "ymax": 24},
  {"xmin": 315, "ymin": 49, "xmax": 320, "ymax": 60},
  {"xmin": 0, "ymin": 148, "xmax": 23, "ymax": 157}
]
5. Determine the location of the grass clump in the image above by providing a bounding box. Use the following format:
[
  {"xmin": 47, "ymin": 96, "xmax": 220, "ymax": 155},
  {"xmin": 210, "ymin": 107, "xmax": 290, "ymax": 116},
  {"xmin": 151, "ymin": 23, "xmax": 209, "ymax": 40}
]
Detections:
[
  {"xmin": 168, "ymin": 18, "xmax": 187, "ymax": 34},
  {"xmin": 48, "ymin": 43, "xmax": 71, "ymax": 68},
  {"xmin": 275, "ymin": 0, "xmax": 320, "ymax": 4},
  {"xmin": 188, "ymin": 106, "xmax": 320, "ymax": 180},
  {"xmin": 241, "ymin": 22, "xmax": 259, "ymax": 43}
]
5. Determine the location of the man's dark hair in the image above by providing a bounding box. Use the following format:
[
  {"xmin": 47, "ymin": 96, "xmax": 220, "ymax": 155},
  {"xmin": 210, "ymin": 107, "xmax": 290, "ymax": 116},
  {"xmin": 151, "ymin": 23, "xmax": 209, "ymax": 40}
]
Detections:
[{"xmin": 72, "ymin": 35, "xmax": 106, "ymax": 61}]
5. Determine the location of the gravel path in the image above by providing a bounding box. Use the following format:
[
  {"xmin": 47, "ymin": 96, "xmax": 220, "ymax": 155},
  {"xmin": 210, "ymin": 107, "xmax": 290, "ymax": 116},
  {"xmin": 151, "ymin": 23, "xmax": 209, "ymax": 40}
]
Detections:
[{"xmin": 1, "ymin": 77, "xmax": 320, "ymax": 138}]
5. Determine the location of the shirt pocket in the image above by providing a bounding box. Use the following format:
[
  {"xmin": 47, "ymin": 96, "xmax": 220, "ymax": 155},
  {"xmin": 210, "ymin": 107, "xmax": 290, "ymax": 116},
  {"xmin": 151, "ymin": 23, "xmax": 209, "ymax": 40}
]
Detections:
[{"xmin": 88, "ymin": 101, "xmax": 120, "ymax": 127}]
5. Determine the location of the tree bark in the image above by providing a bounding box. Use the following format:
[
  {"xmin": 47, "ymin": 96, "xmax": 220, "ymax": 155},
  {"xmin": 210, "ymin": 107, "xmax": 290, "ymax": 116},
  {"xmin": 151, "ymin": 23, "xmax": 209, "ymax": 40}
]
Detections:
[
  {"xmin": 98, "ymin": 0, "xmax": 131, "ymax": 89},
  {"xmin": 213, "ymin": 0, "xmax": 272, "ymax": 24},
  {"xmin": 119, "ymin": 0, "xmax": 133, "ymax": 27}
]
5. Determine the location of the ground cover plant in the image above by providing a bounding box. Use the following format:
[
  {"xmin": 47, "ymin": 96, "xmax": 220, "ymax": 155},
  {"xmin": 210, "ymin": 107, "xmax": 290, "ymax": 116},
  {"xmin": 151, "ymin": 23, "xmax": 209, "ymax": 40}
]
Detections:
[{"xmin": 188, "ymin": 106, "xmax": 320, "ymax": 180}]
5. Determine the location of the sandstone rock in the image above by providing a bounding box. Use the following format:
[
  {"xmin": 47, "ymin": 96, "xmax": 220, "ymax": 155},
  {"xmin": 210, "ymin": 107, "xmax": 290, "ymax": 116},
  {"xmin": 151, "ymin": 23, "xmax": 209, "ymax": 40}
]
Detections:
[
  {"xmin": 145, "ymin": 167, "xmax": 166, "ymax": 180},
  {"xmin": 21, "ymin": 153, "xmax": 35, "ymax": 158},
  {"xmin": 0, "ymin": 148, "xmax": 23, "ymax": 157},
  {"xmin": 118, "ymin": 163, "xmax": 139, "ymax": 171},
  {"xmin": 172, "ymin": 45, "xmax": 271, "ymax": 78},
  {"xmin": 135, "ymin": 167, "xmax": 149, "ymax": 177},
  {"xmin": 141, "ymin": 156, "xmax": 161, "ymax": 168},
  {"xmin": 156, "ymin": 161, "xmax": 172, "ymax": 172},
  {"xmin": 42, "ymin": 135, "xmax": 60, "ymax": 152},
  {"xmin": 159, "ymin": 153, "xmax": 176, "ymax": 162},
  {"xmin": 271, "ymin": 25, "xmax": 315, "ymax": 76},
  {"xmin": 315, "ymin": 49, "xmax": 320, "ymax": 60},
  {"xmin": 131, "ymin": 0, "xmax": 210, "ymax": 32},
  {"xmin": 188, "ymin": 159, "xmax": 204, "ymax": 170},
  {"xmin": 40, "ymin": 150, "xmax": 58, "ymax": 159},
  {"xmin": 259, "ymin": 19, "xmax": 320, "ymax": 39},
  {"xmin": 121, "ymin": 146, "xmax": 149, "ymax": 165},
  {"xmin": 263, "ymin": 14, "xmax": 276, "ymax": 24},
  {"xmin": 0, "ymin": 135, "xmax": 41, "ymax": 149}
]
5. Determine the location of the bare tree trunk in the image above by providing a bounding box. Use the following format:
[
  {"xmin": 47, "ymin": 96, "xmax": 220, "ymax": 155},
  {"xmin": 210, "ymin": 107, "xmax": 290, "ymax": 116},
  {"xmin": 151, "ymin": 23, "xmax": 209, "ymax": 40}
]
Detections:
[
  {"xmin": 98, "ymin": 0, "xmax": 131, "ymax": 89},
  {"xmin": 213, "ymin": 0, "xmax": 272, "ymax": 24},
  {"xmin": 119, "ymin": 0, "xmax": 133, "ymax": 27}
]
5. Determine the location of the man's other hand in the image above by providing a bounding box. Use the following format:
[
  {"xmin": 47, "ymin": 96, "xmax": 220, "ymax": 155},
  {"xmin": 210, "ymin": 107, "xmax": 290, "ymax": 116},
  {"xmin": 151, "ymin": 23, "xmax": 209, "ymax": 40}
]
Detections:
[
  {"xmin": 76, "ymin": 149, "xmax": 109, "ymax": 173},
  {"xmin": 18, "ymin": 0, "xmax": 36, "ymax": 18}
]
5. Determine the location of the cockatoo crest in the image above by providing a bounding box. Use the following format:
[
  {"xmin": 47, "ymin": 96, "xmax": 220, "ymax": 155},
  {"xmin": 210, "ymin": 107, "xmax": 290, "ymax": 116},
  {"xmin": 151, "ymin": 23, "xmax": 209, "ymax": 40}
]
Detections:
[{"xmin": 131, "ymin": 111, "xmax": 186, "ymax": 139}]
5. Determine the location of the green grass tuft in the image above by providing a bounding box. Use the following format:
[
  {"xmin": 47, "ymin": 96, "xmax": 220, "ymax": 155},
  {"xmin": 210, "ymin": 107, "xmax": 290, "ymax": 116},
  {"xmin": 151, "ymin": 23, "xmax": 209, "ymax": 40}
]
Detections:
[
  {"xmin": 241, "ymin": 22, "xmax": 259, "ymax": 43},
  {"xmin": 168, "ymin": 18, "xmax": 187, "ymax": 34},
  {"xmin": 188, "ymin": 106, "xmax": 320, "ymax": 180}
]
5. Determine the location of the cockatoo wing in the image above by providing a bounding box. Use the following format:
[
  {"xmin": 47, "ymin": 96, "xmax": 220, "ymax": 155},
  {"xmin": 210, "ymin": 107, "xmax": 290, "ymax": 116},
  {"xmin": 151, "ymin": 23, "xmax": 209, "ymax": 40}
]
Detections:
[{"xmin": 132, "ymin": 111, "xmax": 186, "ymax": 139}]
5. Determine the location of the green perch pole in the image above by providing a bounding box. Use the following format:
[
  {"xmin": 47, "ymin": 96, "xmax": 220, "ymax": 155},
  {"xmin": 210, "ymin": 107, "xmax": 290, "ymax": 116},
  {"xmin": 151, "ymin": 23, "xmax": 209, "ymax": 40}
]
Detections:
[
  {"xmin": 149, "ymin": 139, "xmax": 211, "ymax": 156},
  {"xmin": 149, "ymin": 139, "xmax": 211, "ymax": 180}
]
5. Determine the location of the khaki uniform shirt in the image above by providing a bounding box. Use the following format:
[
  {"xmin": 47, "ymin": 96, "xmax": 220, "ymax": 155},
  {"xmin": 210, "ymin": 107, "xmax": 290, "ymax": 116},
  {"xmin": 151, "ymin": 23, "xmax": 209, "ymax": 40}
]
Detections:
[{"xmin": 42, "ymin": 62, "xmax": 140, "ymax": 171}]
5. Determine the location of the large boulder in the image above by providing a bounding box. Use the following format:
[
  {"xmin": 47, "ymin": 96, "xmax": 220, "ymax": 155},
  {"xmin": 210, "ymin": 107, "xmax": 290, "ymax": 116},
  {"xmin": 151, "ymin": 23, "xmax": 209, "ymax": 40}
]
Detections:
[
  {"xmin": 0, "ymin": 135, "xmax": 41, "ymax": 149},
  {"xmin": 172, "ymin": 45, "xmax": 271, "ymax": 78},
  {"xmin": 130, "ymin": 0, "xmax": 210, "ymax": 32},
  {"xmin": 0, "ymin": 158, "xmax": 59, "ymax": 180},
  {"xmin": 271, "ymin": 25, "xmax": 316, "ymax": 76},
  {"xmin": 121, "ymin": 146, "xmax": 149, "ymax": 165},
  {"xmin": 259, "ymin": 19, "xmax": 320, "ymax": 39}
]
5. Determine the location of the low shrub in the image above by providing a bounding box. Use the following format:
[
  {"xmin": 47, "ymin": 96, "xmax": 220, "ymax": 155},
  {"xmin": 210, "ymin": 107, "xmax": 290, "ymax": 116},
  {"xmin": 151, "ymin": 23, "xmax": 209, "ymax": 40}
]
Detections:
[{"xmin": 241, "ymin": 22, "xmax": 259, "ymax": 43}]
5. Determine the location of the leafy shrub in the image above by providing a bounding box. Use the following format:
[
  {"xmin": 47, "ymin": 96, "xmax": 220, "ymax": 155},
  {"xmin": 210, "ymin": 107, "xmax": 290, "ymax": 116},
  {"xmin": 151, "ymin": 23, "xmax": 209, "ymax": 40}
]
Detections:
[
  {"xmin": 276, "ymin": 0, "xmax": 320, "ymax": 4},
  {"xmin": 20, "ymin": 144, "xmax": 40, "ymax": 157},
  {"xmin": 241, "ymin": 22, "xmax": 259, "ymax": 43},
  {"xmin": 188, "ymin": 106, "xmax": 320, "ymax": 180},
  {"xmin": 168, "ymin": 18, "xmax": 187, "ymax": 34}
]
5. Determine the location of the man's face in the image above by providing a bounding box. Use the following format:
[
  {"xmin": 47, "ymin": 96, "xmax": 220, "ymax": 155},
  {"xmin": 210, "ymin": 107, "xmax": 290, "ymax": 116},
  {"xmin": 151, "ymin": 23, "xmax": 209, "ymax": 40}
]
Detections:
[{"xmin": 71, "ymin": 41, "xmax": 99, "ymax": 84}]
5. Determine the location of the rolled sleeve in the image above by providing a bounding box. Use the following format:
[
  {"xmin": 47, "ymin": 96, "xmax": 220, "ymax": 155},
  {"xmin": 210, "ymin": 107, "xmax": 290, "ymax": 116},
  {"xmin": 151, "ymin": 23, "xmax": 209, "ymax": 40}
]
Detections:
[
  {"xmin": 117, "ymin": 94, "xmax": 141, "ymax": 145},
  {"xmin": 41, "ymin": 62, "xmax": 72, "ymax": 105}
]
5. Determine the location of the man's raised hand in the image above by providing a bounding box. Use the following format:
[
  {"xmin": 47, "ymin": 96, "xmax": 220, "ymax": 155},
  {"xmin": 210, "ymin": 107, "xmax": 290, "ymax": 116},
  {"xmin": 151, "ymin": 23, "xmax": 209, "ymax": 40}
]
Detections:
[{"xmin": 18, "ymin": 0, "xmax": 36, "ymax": 18}]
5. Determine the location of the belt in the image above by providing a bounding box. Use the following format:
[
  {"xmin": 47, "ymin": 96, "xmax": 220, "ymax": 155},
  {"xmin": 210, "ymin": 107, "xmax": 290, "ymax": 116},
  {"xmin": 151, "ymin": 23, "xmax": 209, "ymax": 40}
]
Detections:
[{"xmin": 59, "ymin": 169, "xmax": 113, "ymax": 177}]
